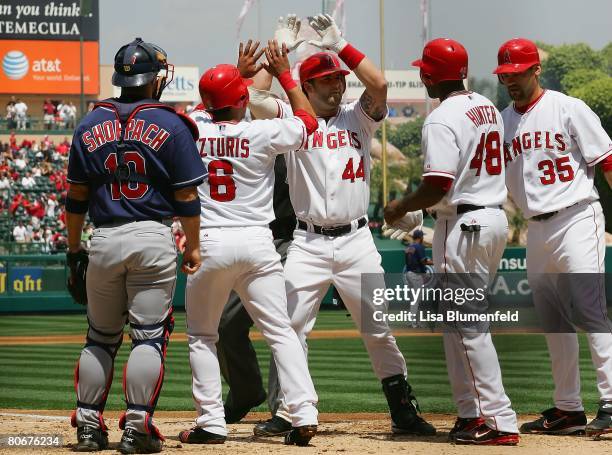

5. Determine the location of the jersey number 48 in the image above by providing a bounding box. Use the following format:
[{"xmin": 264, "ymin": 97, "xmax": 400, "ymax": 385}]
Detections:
[{"xmin": 469, "ymin": 131, "xmax": 502, "ymax": 176}]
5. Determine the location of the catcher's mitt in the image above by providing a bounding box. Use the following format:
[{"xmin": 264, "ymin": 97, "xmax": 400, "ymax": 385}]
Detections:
[{"xmin": 66, "ymin": 249, "xmax": 88, "ymax": 305}]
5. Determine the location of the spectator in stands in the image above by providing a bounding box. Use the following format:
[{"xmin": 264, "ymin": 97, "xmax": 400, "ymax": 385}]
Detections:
[
  {"xmin": 31, "ymin": 165, "xmax": 42, "ymax": 177},
  {"xmin": 12, "ymin": 220, "xmax": 27, "ymax": 243},
  {"xmin": 31, "ymin": 227, "xmax": 44, "ymax": 246},
  {"xmin": 14, "ymin": 99, "xmax": 28, "ymax": 130},
  {"xmin": 5, "ymin": 97, "xmax": 16, "ymax": 130},
  {"xmin": 13, "ymin": 153, "xmax": 26, "ymax": 171},
  {"xmin": 43, "ymin": 99, "xmax": 56, "ymax": 130},
  {"xmin": 57, "ymin": 204, "xmax": 66, "ymax": 230},
  {"xmin": 9, "ymin": 131, "xmax": 18, "ymax": 152},
  {"xmin": 65, "ymin": 102, "xmax": 77, "ymax": 129},
  {"xmin": 41, "ymin": 224, "xmax": 53, "ymax": 253},
  {"xmin": 0, "ymin": 172, "xmax": 10, "ymax": 196},
  {"xmin": 21, "ymin": 171, "xmax": 36, "ymax": 189},
  {"xmin": 56, "ymin": 100, "xmax": 67, "ymax": 129},
  {"xmin": 29, "ymin": 197, "xmax": 45, "ymax": 219},
  {"xmin": 51, "ymin": 232, "xmax": 67, "ymax": 253},
  {"xmin": 56, "ymin": 140, "xmax": 69, "ymax": 157},
  {"xmin": 10, "ymin": 192, "xmax": 24, "ymax": 214},
  {"xmin": 46, "ymin": 193, "xmax": 58, "ymax": 218}
]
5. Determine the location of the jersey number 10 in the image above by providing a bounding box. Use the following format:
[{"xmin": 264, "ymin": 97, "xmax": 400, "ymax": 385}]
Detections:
[
  {"xmin": 104, "ymin": 151, "xmax": 149, "ymax": 200},
  {"xmin": 469, "ymin": 131, "xmax": 502, "ymax": 176}
]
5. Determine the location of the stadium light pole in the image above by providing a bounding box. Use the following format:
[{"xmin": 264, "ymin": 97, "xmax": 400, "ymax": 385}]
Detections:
[
  {"xmin": 380, "ymin": 0, "xmax": 388, "ymax": 206},
  {"xmin": 422, "ymin": 0, "xmax": 431, "ymax": 116},
  {"xmin": 78, "ymin": 0, "xmax": 86, "ymax": 122}
]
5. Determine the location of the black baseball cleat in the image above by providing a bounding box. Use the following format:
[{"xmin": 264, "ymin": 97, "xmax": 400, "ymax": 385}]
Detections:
[
  {"xmin": 74, "ymin": 426, "xmax": 108, "ymax": 452},
  {"xmin": 586, "ymin": 400, "xmax": 612, "ymax": 439},
  {"xmin": 284, "ymin": 425, "xmax": 317, "ymax": 446},
  {"xmin": 454, "ymin": 422, "xmax": 519, "ymax": 445},
  {"xmin": 117, "ymin": 428, "xmax": 163, "ymax": 454},
  {"xmin": 178, "ymin": 426, "xmax": 226, "ymax": 444},
  {"xmin": 224, "ymin": 389, "xmax": 267, "ymax": 424},
  {"xmin": 520, "ymin": 407, "xmax": 586, "ymax": 435},
  {"xmin": 448, "ymin": 417, "xmax": 485, "ymax": 442},
  {"xmin": 253, "ymin": 415, "xmax": 293, "ymax": 436},
  {"xmin": 382, "ymin": 374, "xmax": 436, "ymax": 436}
]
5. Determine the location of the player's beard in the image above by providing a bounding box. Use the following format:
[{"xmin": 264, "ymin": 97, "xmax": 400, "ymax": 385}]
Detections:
[{"xmin": 506, "ymin": 84, "xmax": 525, "ymax": 102}]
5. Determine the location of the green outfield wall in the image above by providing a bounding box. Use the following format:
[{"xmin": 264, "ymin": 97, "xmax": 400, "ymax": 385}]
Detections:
[{"xmin": 0, "ymin": 246, "xmax": 610, "ymax": 313}]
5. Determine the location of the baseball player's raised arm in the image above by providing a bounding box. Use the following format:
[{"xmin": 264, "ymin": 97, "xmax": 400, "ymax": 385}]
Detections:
[
  {"xmin": 307, "ymin": 14, "xmax": 387, "ymax": 121},
  {"xmin": 264, "ymin": 40, "xmax": 317, "ymax": 135},
  {"xmin": 237, "ymin": 39, "xmax": 280, "ymax": 120},
  {"xmin": 354, "ymin": 57, "xmax": 387, "ymax": 121}
]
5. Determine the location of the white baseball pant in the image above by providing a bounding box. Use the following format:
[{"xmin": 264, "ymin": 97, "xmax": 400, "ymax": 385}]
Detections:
[{"xmin": 185, "ymin": 226, "xmax": 318, "ymax": 436}]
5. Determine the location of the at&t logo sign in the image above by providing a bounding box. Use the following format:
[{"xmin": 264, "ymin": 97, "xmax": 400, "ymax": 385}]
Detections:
[{"xmin": 2, "ymin": 50, "xmax": 29, "ymax": 80}]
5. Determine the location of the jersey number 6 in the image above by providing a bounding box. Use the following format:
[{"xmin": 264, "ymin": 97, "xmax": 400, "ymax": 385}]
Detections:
[
  {"xmin": 469, "ymin": 131, "xmax": 502, "ymax": 176},
  {"xmin": 208, "ymin": 159, "xmax": 236, "ymax": 202}
]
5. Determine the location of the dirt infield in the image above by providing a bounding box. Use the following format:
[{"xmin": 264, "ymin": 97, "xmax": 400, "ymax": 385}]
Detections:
[{"xmin": 0, "ymin": 410, "xmax": 609, "ymax": 454}]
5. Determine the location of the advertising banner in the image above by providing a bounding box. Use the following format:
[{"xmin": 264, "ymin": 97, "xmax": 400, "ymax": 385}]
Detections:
[
  {"xmin": 0, "ymin": 39, "xmax": 99, "ymax": 94},
  {"xmin": 0, "ymin": 0, "xmax": 99, "ymax": 41}
]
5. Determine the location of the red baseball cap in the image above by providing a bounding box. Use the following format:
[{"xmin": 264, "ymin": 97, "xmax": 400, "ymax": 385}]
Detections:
[{"xmin": 493, "ymin": 38, "xmax": 540, "ymax": 74}]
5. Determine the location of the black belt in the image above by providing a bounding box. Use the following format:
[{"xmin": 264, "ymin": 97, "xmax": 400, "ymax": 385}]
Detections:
[
  {"xmin": 457, "ymin": 204, "xmax": 503, "ymax": 215},
  {"xmin": 95, "ymin": 218, "xmax": 173, "ymax": 228},
  {"xmin": 531, "ymin": 211, "xmax": 558, "ymax": 222},
  {"xmin": 297, "ymin": 217, "xmax": 367, "ymax": 237}
]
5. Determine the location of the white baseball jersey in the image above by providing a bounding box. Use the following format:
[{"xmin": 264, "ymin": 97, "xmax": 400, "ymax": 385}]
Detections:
[
  {"xmin": 501, "ymin": 90, "xmax": 612, "ymax": 218},
  {"xmin": 276, "ymin": 99, "xmax": 383, "ymax": 225},
  {"xmin": 189, "ymin": 108, "xmax": 307, "ymax": 227},
  {"xmin": 422, "ymin": 92, "xmax": 507, "ymax": 218}
]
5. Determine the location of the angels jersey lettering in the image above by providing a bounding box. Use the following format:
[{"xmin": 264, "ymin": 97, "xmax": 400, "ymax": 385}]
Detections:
[
  {"xmin": 501, "ymin": 90, "xmax": 612, "ymax": 218},
  {"xmin": 189, "ymin": 108, "xmax": 307, "ymax": 227},
  {"xmin": 422, "ymin": 92, "xmax": 507, "ymax": 218},
  {"xmin": 276, "ymin": 99, "xmax": 384, "ymax": 225}
]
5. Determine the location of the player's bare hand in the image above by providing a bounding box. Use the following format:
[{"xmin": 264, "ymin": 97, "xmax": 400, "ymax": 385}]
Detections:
[
  {"xmin": 384, "ymin": 199, "xmax": 406, "ymax": 225},
  {"xmin": 181, "ymin": 246, "xmax": 201, "ymax": 275},
  {"xmin": 263, "ymin": 40, "xmax": 290, "ymax": 77},
  {"xmin": 307, "ymin": 13, "xmax": 347, "ymax": 53},
  {"xmin": 237, "ymin": 39, "xmax": 265, "ymax": 78},
  {"xmin": 275, "ymin": 14, "xmax": 304, "ymax": 52}
]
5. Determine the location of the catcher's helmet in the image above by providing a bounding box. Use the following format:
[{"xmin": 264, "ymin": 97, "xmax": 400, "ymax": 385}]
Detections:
[
  {"xmin": 493, "ymin": 38, "xmax": 540, "ymax": 74},
  {"xmin": 412, "ymin": 38, "xmax": 468, "ymax": 86},
  {"xmin": 198, "ymin": 64, "xmax": 252, "ymax": 110},
  {"xmin": 112, "ymin": 37, "xmax": 173, "ymax": 91},
  {"xmin": 299, "ymin": 52, "xmax": 350, "ymax": 84}
]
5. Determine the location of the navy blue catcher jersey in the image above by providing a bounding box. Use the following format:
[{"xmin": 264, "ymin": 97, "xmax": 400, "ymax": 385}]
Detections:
[{"xmin": 67, "ymin": 99, "xmax": 207, "ymax": 226}]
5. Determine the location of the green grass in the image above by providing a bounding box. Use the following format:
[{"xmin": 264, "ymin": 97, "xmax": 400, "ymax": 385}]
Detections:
[
  {"xmin": 0, "ymin": 323, "xmax": 602, "ymax": 414},
  {"xmin": 0, "ymin": 310, "xmax": 357, "ymax": 337}
]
